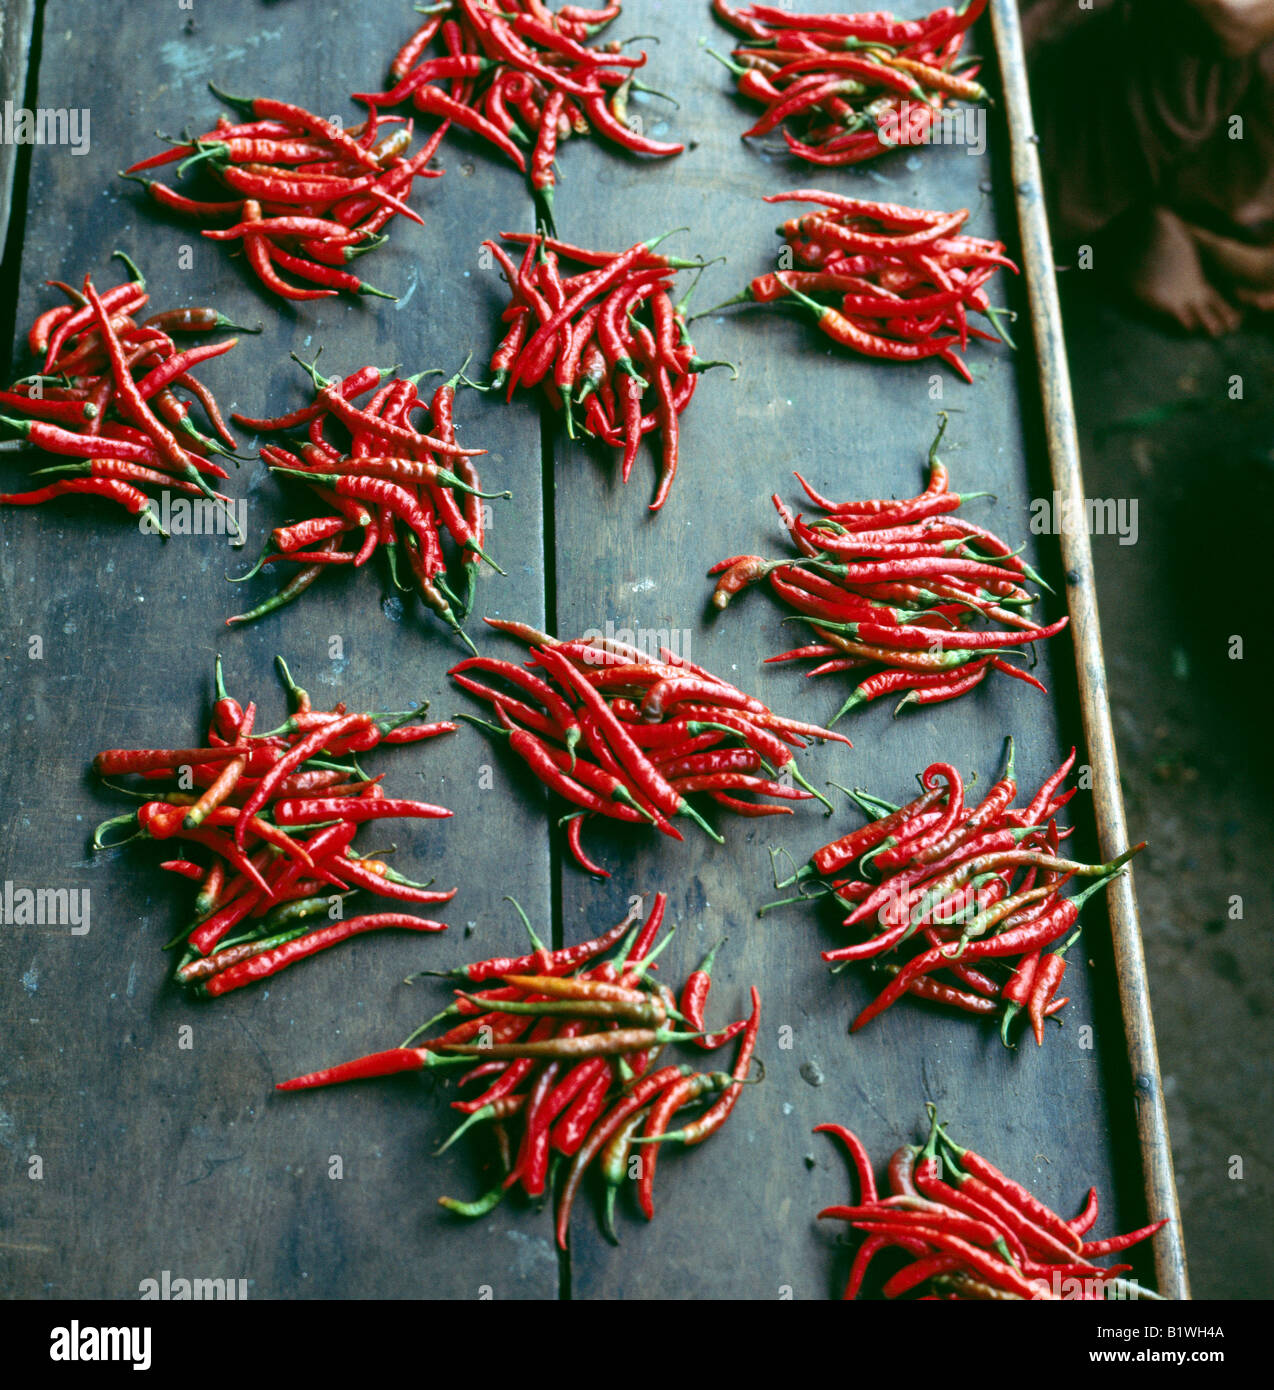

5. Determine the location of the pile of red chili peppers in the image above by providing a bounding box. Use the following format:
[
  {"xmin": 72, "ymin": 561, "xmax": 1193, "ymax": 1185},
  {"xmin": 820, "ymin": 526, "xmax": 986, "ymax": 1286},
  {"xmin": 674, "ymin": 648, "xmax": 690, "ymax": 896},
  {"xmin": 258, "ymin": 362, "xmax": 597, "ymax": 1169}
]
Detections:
[
  {"xmin": 0, "ymin": 259, "xmax": 249, "ymax": 535},
  {"xmin": 484, "ymin": 229, "xmax": 729, "ymax": 510},
  {"xmin": 708, "ymin": 189, "xmax": 1018, "ymax": 381},
  {"xmin": 91, "ymin": 658, "xmax": 457, "ymax": 997},
  {"xmin": 818, "ymin": 1107, "xmax": 1168, "ymax": 1299},
  {"xmin": 768, "ymin": 741, "xmax": 1146, "ymax": 1041},
  {"xmin": 454, "ymin": 618, "xmax": 846, "ymax": 875},
  {"xmin": 228, "ymin": 356, "xmax": 506, "ymax": 642},
  {"xmin": 365, "ymin": 1, "xmax": 682, "ymax": 227},
  {"xmin": 277, "ymin": 892, "xmax": 761, "ymax": 1244},
  {"xmin": 122, "ymin": 90, "xmax": 447, "ymax": 301},
  {"xmin": 711, "ymin": 416, "xmax": 1066, "ymax": 723},
  {"xmin": 710, "ymin": 0, "xmax": 989, "ymax": 167}
]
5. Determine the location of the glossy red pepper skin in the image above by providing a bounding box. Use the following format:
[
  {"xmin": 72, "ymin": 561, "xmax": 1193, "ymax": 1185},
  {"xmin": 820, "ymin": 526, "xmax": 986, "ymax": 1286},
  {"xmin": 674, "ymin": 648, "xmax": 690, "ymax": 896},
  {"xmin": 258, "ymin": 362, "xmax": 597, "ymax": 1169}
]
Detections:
[{"xmin": 203, "ymin": 913, "xmax": 446, "ymax": 996}]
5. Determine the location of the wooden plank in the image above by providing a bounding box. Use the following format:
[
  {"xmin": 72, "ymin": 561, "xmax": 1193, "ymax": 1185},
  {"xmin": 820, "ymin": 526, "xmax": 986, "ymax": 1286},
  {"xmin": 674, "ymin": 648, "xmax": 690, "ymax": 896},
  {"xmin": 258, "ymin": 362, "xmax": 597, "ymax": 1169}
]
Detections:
[
  {"xmin": 0, "ymin": 0, "xmax": 554, "ymax": 1299},
  {"xmin": 552, "ymin": 1, "xmax": 1159, "ymax": 1298},
  {"xmin": 989, "ymin": 0, "xmax": 1188, "ymax": 1300},
  {"xmin": 0, "ymin": 0, "xmax": 36, "ymax": 253}
]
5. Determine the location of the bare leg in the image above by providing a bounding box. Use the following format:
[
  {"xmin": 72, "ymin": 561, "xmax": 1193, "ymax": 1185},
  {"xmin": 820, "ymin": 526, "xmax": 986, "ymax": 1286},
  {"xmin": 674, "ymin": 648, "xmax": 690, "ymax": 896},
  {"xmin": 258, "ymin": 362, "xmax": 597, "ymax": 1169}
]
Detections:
[{"xmin": 1125, "ymin": 207, "xmax": 1242, "ymax": 336}]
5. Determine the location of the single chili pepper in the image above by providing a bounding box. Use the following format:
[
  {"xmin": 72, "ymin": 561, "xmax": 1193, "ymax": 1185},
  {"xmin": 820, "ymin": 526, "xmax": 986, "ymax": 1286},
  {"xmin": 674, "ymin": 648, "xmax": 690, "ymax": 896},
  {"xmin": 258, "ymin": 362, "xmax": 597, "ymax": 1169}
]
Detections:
[
  {"xmin": 159, "ymin": 859, "xmax": 205, "ymax": 882},
  {"xmin": 202, "ymin": 211, "xmax": 363, "ymax": 243},
  {"xmin": 276, "ymin": 1043, "xmax": 466, "ymax": 1091},
  {"xmin": 1079, "ymin": 1220, "xmax": 1170, "ymax": 1258},
  {"xmin": 334, "ymin": 857, "xmax": 456, "ymax": 906},
  {"xmin": 434, "ymin": 1026, "xmax": 700, "ymax": 1061},
  {"xmin": 597, "ymin": 1106, "xmax": 647, "ymax": 1242},
  {"xmin": 1069, "ymin": 1188, "xmax": 1100, "ymax": 1237},
  {"xmin": 453, "ymin": 990, "xmax": 667, "ymax": 1027},
  {"xmin": 182, "ymin": 705, "xmax": 255, "ymax": 830},
  {"xmin": 814, "ymin": 1124, "xmax": 879, "ymax": 1208},
  {"xmin": 408, "ymin": 82, "xmax": 528, "ymax": 170},
  {"xmin": 92, "ymin": 745, "xmax": 252, "ymax": 777},
  {"xmin": 272, "ymin": 796, "xmax": 453, "ymax": 825},
  {"xmin": 999, "ymin": 949, "xmax": 1040, "ymax": 1046},
  {"xmin": 885, "ymin": 967, "xmax": 996, "ymax": 1014},
  {"xmin": 203, "ymin": 912, "xmax": 446, "ymax": 996},
  {"xmin": 28, "ymin": 301, "xmax": 77, "ymax": 355},
  {"xmin": 0, "ymin": 390, "xmax": 98, "ymax": 426},
  {"xmin": 549, "ymin": 1062, "xmax": 613, "ymax": 1157},
  {"xmin": 679, "ymin": 939, "xmax": 747, "ymax": 1050},
  {"xmin": 499, "ymin": 974, "xmax": 647, "ymax": 1008},
  {"xmin": 437, "ymin": 1184, "xmax": 505, "ymax": 1219},
  {"xmin": 0, "ymin": 476, "xmax": 168, "ymax": 530},
  {"xmin": 1026, "ymin": 927, "xmax": 1079, "ymax": 1046},
  {"xmin": 226, "ymin": 543, "xmax": 335, "ymax": 626},
  {"xmin": 840, "ymin": 1234, "xmax": 895, "ymax": 1300},
  {"xmin": 390, "ymin": 10, "xmax": 447, "ymax": 80}
]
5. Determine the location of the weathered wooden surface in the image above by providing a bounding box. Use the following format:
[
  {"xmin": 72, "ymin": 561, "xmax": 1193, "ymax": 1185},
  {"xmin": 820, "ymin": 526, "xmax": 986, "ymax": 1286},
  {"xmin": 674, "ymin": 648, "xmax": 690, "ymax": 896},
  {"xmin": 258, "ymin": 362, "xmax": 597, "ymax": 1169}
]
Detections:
[
  {"xmin": 549, "ymin": 0, "xmax": 1151, "ymax": 1301},
  {"xmin": 0, "ymin": 0, "xmax": 1178, "ymax": 1301},
  {"xmin": 0, "ymin": 0, "xmax": 553, "ymax": 1301},
  {"xmin": 0, "ymin": 0, "xmax": 35, "ymax": 253}
]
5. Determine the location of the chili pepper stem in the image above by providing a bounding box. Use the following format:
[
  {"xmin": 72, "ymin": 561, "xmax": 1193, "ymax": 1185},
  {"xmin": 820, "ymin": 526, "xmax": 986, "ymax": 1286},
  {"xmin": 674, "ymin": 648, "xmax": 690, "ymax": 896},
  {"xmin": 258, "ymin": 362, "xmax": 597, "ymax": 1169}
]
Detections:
[
  {"xmin": 678, "ymin": 799, "xmax": 726, "ymax": 844},
  {"xmin": 767, "ymin": 843, "xmax": 804, "ymax": 890},
  {"xmin": 438, "ymin": 1184, "xmax": 505, "ymax": 1219},
  {"xmin": 503, "ymin": 895, "xmax": 548, "ymax": 955},
  {"xmin": 91, "ymin": 809, "xmax": 142, "ymax": 850},
  {"xmin": 112, "ymin": 250, "xmax": 145, "ymax": 287},
  {"xmin": 435, "ymin": 1103, "xmax": 497, "ymax": 1156},
  {"xmin": 691, "ymin": 289, "xmax": 753, "ymax": 318},
  {"xmin": 985, "ymin": 306, "xmax": 1017, "ymax": 350},
  {"xmin": 787, "ymin": 763, "xmax": 834, "ymax": 813}
]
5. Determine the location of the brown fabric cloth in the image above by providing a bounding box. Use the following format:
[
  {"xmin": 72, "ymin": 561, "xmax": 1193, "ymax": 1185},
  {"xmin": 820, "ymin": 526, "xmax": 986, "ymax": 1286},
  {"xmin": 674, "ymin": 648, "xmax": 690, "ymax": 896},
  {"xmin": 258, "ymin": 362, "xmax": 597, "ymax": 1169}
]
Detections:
[{"xmin": 1024, "ymin": 0, "xmax": 1274, "ymax": 243}]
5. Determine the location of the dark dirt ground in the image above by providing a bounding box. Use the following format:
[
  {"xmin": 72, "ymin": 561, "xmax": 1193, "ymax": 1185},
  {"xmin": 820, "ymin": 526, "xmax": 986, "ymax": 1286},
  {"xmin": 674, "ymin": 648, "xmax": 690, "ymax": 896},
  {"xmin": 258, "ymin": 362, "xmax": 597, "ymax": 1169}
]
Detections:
[{"xmin": 1058, "ymin": 277, "xmax": 1274, "ymax": 1299}]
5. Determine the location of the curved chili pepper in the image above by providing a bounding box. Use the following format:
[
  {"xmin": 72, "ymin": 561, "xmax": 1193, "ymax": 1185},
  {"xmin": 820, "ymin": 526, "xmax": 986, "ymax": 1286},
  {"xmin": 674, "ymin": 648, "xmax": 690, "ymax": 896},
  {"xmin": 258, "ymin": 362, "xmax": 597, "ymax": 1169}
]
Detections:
[{"xmin": 203, "ymin": 913, "xmax": 446, "ymax": 997}]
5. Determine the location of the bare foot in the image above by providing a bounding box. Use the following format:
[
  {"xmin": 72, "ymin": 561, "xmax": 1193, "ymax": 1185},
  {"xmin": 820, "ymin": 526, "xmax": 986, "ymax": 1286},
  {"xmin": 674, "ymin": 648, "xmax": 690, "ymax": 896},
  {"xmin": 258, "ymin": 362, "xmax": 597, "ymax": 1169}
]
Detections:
[{"xmin": 1127, "ymin": 207, "xmax": 1242, "ymax": 337}]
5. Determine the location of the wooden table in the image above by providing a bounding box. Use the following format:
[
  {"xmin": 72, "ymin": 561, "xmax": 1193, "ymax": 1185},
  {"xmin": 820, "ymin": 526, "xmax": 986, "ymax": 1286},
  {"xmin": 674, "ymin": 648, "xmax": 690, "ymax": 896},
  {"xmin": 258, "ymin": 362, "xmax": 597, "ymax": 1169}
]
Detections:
[{"xmin": 0, "ymin": 0, "xmax": 1185, "ymax": 1300}]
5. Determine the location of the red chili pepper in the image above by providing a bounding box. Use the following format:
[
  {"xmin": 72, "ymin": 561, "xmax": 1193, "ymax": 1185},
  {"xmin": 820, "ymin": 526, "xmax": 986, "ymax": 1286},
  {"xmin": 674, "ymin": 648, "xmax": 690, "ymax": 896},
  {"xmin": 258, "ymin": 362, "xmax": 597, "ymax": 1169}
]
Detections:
[
  {"xmin": 680, "ymin": 939, "xmax": 747, "ymax": 1050},
  {"xmin": 202, "ymin": 913, "xmax": 446, "ymax": 996},
  {"xmin": 1026, "ymin": 928, "xmax": 1079, "ymax": 1045}
]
